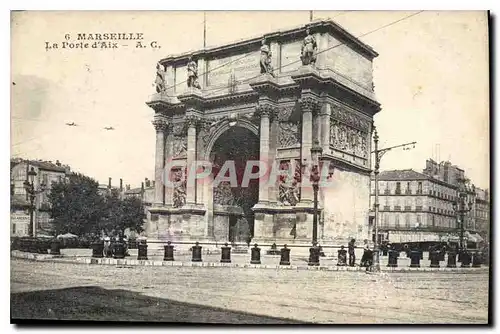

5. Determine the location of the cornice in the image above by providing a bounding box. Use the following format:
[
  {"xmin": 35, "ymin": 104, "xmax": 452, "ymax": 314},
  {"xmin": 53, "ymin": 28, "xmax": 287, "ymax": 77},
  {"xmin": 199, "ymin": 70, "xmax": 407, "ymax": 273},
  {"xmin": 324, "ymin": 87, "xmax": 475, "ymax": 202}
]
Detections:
[{"xmin": 158, "ymin": 20, "xmax": 378, "ymax": 67}]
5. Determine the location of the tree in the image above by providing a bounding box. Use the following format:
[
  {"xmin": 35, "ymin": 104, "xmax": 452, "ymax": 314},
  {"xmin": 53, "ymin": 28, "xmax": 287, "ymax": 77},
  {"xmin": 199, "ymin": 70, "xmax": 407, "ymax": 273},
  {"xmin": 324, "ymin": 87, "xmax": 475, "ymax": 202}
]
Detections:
[
  {"xmin": 48, "ymin": 172, "xmax": 105, "ymax": 237},
  {"xmin": 101, "ymin": 189, "xmax": 145, "ymax": 237}
]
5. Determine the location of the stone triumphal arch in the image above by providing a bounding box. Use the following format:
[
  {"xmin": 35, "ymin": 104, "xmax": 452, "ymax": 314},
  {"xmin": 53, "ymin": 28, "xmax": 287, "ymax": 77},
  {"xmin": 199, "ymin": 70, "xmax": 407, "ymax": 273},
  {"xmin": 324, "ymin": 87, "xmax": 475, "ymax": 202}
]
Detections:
[{"xmin": 146, "ymin": 20, "xmax": 381, "ymax": 249}]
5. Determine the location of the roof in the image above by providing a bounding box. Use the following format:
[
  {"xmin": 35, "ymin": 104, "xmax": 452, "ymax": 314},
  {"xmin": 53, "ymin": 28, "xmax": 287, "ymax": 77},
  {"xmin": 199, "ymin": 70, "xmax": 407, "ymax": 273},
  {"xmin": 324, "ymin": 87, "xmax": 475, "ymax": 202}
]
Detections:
[
  {"xmin": 124, "ymin": 188, "xmax": 143, "ymax": 195},
  {"xmin": 11, "ymin": 159, "xmax": 67, "ymax": 173},
  {"xmin": 160, "ymin": 19, "xmax": 378, "ymax": 65},
  {"xmin": 377, "ymin": 169, "xmax": 429, "ymax": 181}
]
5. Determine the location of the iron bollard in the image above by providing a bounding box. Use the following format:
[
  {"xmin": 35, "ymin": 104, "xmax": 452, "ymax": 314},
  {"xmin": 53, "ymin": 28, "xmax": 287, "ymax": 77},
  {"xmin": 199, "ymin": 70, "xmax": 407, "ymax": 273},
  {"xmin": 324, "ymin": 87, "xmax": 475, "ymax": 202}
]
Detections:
[
  {"xmin": 163, "ymin": 241, "xmax": 174, "ymax": 261},
  {"xmin": 308, "ymin": 244, "xmax": 320, "ymax": 266},
  {"xmin": 429, "ymin": 251, "xmax": 440, "ymax": 268},
  {"xmin": 113, "ymin": 241, "xmax": 126, "ymax": 259},
  {"xmin": 192, "ymin": 242, "xmax": 202, "ymax": 262},
  {"xmin": 409, "ymin": 250, "xmax": 421, "ymax": 267},
  {"xmin": 221, "ymin": 243, "xmax": 231, "ymax": 263},
  {"xmin": 387, "ymin": 250, "xmax": 398, "ymax": 267},
  {"xmin": 472, "ymin": 252, "xmax": 482, "ymax": 268},
  {"xmin": 460, "ymin": 251, "xmax": 471, "ymax": 268},
  {"xmin": 447, "ymin": 251, "xmax": 457, "ymax": 268},
  {"xmin": 91, "ymin": 242, "xmax": 104, "ymax": 258},
  {"xmin": 50, "ymin": 239, "xmax": 61, "ymax": 255},
  {"xmin": 280, "ymin": 244, "xmax": 290, "ymax": 265},
  {"xmin": 250, "ymin": 244, "xmax": 261, "ymax": 264},
  {"xmin": 137, "ymin": 240, "xmax": 148, "ymax": 260}
]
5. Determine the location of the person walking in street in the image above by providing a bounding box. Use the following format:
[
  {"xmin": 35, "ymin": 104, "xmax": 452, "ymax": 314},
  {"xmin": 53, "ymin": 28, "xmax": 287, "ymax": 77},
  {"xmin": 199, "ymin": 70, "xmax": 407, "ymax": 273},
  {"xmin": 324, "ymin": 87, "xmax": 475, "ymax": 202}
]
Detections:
[
  {"xmin": 337, "ymin": 245, "xmax": 347, "ymax": 266},
  {"xmin": 348, "ymin": 239, "xmax": 356, "ymax": 266}
]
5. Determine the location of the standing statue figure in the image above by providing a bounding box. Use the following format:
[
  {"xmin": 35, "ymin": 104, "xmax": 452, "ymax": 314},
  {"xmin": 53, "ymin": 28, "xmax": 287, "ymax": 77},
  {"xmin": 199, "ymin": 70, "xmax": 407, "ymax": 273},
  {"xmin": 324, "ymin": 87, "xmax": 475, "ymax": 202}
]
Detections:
[
  {"xmin": 187, "ymin": 56, "xmax": 202, "ymax": 89},
  {"xmin": 155, "ymin": 62, "xmax": 166, "ymax": 93},
  {"xmin": 300, "ymin": 28, "xmax": 317, "ymax": 66},
  {"xmin": 260, "ymin": 38, "xmax": 274, "ymax": 76}
]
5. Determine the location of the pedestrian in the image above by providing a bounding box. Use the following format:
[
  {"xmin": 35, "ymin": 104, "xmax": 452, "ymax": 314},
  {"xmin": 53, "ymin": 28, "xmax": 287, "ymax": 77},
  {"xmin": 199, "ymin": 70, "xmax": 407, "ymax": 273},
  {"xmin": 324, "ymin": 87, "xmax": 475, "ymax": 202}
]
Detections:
[
  {"xmin": 348, "ymin": 238, "xmax": 356, "ymax": 266},
  {"xmin": 337, "ymin": 245, "xmax": 347, "ymax": 266},
  {"xmin": 103, "ymin": 236, "xmax": 111, "ymax": 258},
  {"xmin": 360, "ymin": 240, "xmax": 370, "ymax": 267}
]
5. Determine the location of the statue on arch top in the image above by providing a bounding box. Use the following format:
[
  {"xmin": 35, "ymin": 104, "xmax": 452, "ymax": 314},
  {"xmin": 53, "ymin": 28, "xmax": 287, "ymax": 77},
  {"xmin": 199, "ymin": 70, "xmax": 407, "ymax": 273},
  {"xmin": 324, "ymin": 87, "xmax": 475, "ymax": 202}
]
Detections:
[
  {"xmin": 300, "ymin": 27, "xmax": 317, "ymax": 66},
  {"xmin": 260, "ymin": 38, "xmax": 274, "ymax": 77},
  {"xmin": 187, "ymin": 56, "xmax": 202, "ymax": 89},
  {"xmin": 155, "ymin": 62, "xmax": 166, "ymax": 93}
]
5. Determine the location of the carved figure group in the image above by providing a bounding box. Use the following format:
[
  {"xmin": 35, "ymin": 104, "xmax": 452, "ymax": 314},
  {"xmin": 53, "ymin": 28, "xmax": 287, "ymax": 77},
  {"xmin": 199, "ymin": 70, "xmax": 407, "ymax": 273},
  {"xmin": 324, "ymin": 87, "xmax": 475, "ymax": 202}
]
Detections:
[
  {"xmin": 172, "ymin": 169, "xmax": 186, "ymax": 208},
  {"xmin": 259, "ymin": 39, "xmax": 274, "ymax": 77},
  {"xmin": 300, "ymin": 28, "xmax": 317, "ymax": 66},
  {"xmin": 278, "ymin": 161, "xmax": 301, "ymax": 206},
  {"xmin": 187, "ymin": 56, "xmax": 201, "ymax": 89},
  {"xmin": 330, "ymin": 121, "xmax": 368, "ymax": 158}
]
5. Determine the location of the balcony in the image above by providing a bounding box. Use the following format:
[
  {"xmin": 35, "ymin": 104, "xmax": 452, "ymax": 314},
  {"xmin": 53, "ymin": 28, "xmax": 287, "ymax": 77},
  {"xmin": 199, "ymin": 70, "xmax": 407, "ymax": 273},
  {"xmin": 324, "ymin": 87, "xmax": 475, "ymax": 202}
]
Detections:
[
  {"xmin": 415, "ymin": 206, "xmax": 423, "ymax": 211},
  {"xmin": 393, "ymin": 206, "xmax": 401, "ymax": 211},
  {"xmin": 383, "ymin": 206, "xmax": 390, "ymax": 211},
  {"xmin": 404, "ymin": 206, "xmax": 412, "ymax": 211}
]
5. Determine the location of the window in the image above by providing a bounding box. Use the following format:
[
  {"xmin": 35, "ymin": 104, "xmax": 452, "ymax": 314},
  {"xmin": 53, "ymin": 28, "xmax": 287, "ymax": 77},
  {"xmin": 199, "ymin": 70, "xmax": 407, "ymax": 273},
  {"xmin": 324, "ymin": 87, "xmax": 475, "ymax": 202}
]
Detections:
[
  {"xmin": 405, "ymin": 214, "xmax": 411, "ymax": 228},
  {"xmin": 417, "ymin": 182, "xmax": 423, "ymax": 194},
  {"xmin": 42, "ymin": 173, "xmax": 48, "ymax": 186},
  {"xmin": 432, "ymin": 215, "xmax": 435, "ymax": 227},
  {"xmin": 416, "ymin": 214, "xmax": 422, "ymax": 227},
  {"xmin": 395, "ymin": 182, "xmax": 401, "ymax": 195},
  {"xmin": 12, "ymin": 223, "xmax": 16, "ymax": 235},
  {"xmin": 405, "ymin": 182, "xmax": 412, "ymax": 194},
  {"xmin": 395, "ymin": 214, "xmax": 400, "ymax": 228},
  {"xmin": 383, "ymin": 213, "xmax": 389, "ymax": 227}
]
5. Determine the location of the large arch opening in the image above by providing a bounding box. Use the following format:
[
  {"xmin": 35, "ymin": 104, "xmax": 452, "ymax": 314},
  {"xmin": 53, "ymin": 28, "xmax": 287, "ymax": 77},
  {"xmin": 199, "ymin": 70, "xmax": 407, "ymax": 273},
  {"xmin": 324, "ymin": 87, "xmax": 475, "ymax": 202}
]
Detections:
[{"xmin": 209, "ymin": 126, "xmax": 260, "ymax": 243}]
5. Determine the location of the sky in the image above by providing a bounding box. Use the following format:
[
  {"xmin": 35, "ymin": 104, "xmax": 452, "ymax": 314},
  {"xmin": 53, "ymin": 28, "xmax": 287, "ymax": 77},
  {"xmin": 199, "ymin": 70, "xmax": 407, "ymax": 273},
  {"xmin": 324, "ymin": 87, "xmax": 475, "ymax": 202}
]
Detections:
[{"xmin": 10, "ymin": 10, "xmax": 490, "ymax": 189}]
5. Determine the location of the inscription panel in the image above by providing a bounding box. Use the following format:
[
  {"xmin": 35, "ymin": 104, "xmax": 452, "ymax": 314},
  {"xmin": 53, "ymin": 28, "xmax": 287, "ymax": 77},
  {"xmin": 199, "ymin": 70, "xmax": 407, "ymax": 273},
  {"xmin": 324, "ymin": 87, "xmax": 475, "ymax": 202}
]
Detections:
[
  {"xmin": 207, "ymin": 51, "xmax": 260, "ymax": 87},
  {"xmin": 280, "ymin": 41, "xmax": 302, "ymax": 73},
  {"xmin": 324, "ymin": 34, "xmax": 373, "ymax": 90}
]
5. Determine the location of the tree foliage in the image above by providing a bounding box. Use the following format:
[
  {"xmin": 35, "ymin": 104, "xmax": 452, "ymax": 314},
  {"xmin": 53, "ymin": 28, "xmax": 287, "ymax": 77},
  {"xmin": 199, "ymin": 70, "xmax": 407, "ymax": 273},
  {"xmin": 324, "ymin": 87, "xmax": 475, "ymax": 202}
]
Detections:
[{"xmin": 48, "ymin": 173, "xmax": 145, "ymax": 238}]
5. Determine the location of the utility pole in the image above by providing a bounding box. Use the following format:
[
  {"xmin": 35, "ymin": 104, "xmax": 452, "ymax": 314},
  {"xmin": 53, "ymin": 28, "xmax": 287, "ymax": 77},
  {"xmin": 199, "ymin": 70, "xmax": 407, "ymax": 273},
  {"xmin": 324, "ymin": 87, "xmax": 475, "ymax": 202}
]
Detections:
[
  {"xmin": 372, "ymin": 127, "xmax": 416, "ymax": 272},
  {"xmin": 203, "ymin": 11, "xmax": 207, "ymax": 49},
  {"xmin": 309, "ymin": 10, "xmax": 313, "ymax": 22}
]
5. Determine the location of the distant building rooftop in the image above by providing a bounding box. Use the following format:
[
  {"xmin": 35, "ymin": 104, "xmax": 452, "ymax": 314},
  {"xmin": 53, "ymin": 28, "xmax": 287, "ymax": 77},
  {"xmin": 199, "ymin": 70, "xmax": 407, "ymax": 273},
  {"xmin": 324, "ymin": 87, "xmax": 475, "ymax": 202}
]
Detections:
[{"xmin": 377, "ymin": 169, "xmax": 429, "ymax": 181}]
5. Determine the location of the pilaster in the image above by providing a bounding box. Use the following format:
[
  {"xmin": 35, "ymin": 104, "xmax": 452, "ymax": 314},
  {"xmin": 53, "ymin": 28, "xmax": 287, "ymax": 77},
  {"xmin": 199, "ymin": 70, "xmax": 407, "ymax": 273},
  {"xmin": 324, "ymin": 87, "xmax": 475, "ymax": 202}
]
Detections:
[{"xmin": 151, "ymin": 114, "xmax": 170, "ymax": 206}]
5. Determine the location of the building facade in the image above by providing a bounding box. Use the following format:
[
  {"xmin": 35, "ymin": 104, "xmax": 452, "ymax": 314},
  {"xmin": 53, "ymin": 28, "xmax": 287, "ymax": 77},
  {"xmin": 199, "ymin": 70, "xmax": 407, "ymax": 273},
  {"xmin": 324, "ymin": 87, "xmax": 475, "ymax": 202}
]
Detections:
[
  {"xmin": 474, "ymin": 187, "xmax": 490, "ymax": 241},
  {"xmin": 370, "ymin": 159, "xmax": 483, "ymax": 245},
  {"xmin": 10, "ymin": 159, "xmax": 70, "ymax": 237},
  {"xmin": 146, "ymin": 20, "xmax": 381, "ymax": 247}
]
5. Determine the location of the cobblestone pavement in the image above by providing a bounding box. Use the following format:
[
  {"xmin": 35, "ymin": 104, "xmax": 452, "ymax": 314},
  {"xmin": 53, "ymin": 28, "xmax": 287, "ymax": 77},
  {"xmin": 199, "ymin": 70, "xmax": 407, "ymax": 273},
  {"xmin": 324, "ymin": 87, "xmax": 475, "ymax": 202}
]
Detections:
[{"xmin": 10, "ymin": 259, "xmax": 489, "ymax": 324}]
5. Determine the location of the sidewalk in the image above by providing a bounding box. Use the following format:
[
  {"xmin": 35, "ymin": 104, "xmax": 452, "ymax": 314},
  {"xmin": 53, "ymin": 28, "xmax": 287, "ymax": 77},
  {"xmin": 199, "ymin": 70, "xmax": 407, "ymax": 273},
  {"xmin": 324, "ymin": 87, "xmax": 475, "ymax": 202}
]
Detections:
[{"xmin": 10, "ymin": 250, "xmax": 488, "ymax": 273}]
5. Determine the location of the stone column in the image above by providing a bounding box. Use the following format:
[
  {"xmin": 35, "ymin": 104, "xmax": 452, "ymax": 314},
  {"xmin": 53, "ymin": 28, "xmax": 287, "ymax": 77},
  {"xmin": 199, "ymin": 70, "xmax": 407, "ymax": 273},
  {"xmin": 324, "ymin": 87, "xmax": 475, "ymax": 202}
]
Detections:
[
  {"xmin": 299, "ymin": 97, "xmax": 317, "ymax": 204},
  {"xmin": 320, "ymin": 102, "xmax": 331, "ymax": 153},
  {"xmin": 257, "ymin": 103, "xmax": 273, "ymax": 205},
  {"xmin": 164, "ymin": 125, "xmax": 174, "ymax": 207},
  {"xmin": 268, "ymin": 112, "xmax": 279, "ymax": 204},
  {"xmin": 185, "ymin": 115, "xmax": 199, "ymax": 206},
  {"xmin": 152, "ymin": 114, "xmax": 169, "ymax": 206}
]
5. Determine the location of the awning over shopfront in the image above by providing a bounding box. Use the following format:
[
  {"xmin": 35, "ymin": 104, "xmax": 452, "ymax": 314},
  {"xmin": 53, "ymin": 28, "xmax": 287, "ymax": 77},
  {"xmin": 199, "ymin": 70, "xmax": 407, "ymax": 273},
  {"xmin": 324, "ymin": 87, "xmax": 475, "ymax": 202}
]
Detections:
[{"xmin": 388, "ymin": 231, "xmax": 441, "ymax": 243}]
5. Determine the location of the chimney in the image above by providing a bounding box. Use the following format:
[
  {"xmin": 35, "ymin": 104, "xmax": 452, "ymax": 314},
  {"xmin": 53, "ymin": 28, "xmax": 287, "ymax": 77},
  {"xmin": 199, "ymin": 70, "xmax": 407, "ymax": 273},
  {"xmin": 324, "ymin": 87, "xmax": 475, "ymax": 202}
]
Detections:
[
  {"xmin": 120, "ymin": 178, "xmax": 123, "ymax": 192},
  {"xmin": 55, "ymin": 160, "xmax": 61, "ymax": 166},
  {"xmin": 145, "ymin": 178, "xmax": 151, "ymax": 188},
  {"xmin": 108, "ymin": 177, "xmax": 112, "ymax": 189},
  {"xmin": 141, "ymin": 182, "xmax": 145, "ymax": 193},
  {"xmin": 152, "ymin": 180, "xmax": 155, "ymax": 187},
  {"xmin": 126, "ymin": 184, "xmax": 130, "ymax": 191}
]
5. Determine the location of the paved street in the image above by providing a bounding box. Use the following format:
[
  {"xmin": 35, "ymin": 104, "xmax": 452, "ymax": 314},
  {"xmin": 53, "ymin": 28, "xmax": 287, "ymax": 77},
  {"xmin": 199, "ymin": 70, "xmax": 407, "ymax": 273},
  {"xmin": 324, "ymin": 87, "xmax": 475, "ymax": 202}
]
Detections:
[{"xmin": 10, "ymin": 259, "xmax": 489, "ymax": 324}]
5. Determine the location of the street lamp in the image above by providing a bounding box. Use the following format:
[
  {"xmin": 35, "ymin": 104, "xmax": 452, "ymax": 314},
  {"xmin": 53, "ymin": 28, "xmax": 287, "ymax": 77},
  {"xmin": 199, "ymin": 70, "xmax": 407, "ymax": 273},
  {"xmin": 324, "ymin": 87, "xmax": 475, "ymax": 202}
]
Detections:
[
  {"xmin": 308, "ymin": 139, "xmax": 323, "ymax": 266},
  {"xmin": 24, "ymin": 167, "xmax": 37, "ymax": 237},
  {"xmin": 452, "ymin": 178, "xmax": 475, "ymax": 253},
  {"xmin": 372, "ymin": 127, "xmax": 416, "ymax": 272}
]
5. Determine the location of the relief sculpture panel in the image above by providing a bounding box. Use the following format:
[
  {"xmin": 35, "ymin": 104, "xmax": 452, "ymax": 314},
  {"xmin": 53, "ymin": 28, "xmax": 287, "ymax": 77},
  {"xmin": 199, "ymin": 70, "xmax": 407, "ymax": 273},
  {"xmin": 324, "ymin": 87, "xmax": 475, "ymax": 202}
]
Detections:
[
  {"xmin": 278, "ymin": 122, "xmax": 300, "ymax": 148},
  {"xmin": 278, "ymin": 160, "xmax": 301, "ymax": 206},
  {"xmin": 172, "ymin": 168, "xmax": 186, "ymax": 208},
  {"xmin": 330, "ymin": 120, "xmax": 368, "ymax": 159}
]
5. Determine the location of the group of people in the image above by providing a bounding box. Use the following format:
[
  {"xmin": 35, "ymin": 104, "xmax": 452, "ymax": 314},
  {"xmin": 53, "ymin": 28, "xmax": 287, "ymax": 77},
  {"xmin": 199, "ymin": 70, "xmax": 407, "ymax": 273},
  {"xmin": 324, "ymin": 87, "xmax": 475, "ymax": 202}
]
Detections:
[
  {"xmin": 102, "ymin": 234, "xmax": 130, "ymax": 258},
  {"xmin": 337, "ymin": 239, "xmax": 374, "ymax": 268}
]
